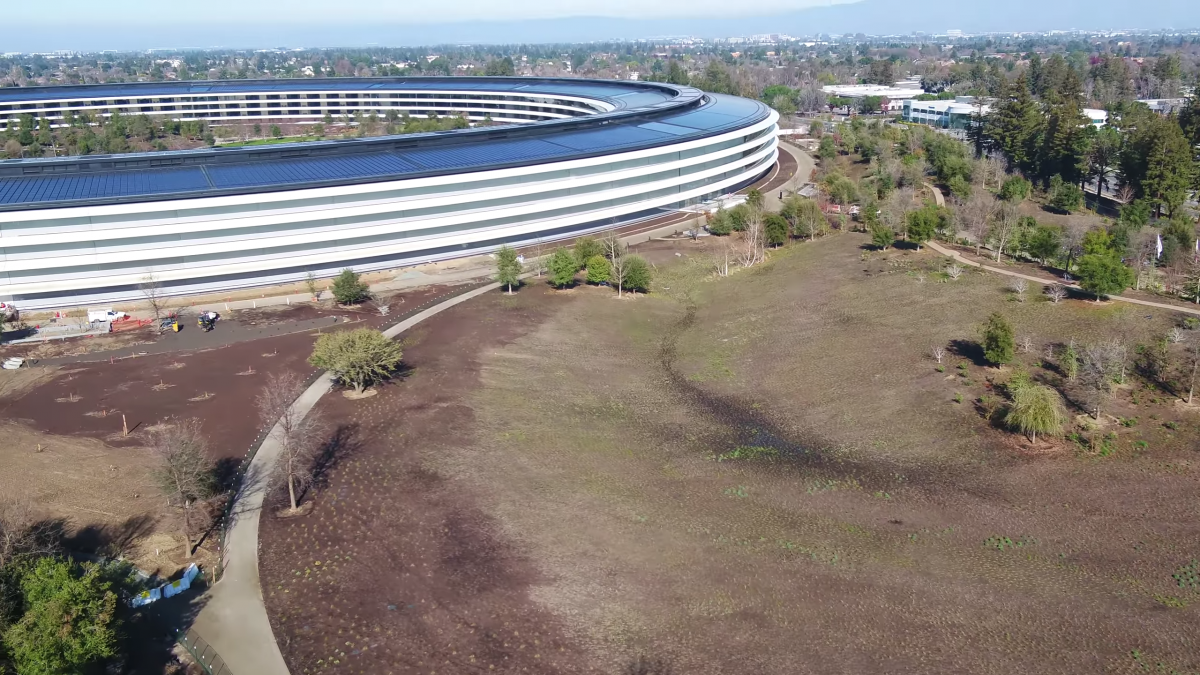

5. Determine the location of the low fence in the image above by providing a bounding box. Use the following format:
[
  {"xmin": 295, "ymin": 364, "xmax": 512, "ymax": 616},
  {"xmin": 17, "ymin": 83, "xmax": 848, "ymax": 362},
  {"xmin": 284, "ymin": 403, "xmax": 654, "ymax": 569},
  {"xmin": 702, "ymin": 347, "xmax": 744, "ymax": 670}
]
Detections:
[{"xmin": 177, "ymin": 627, "xmax": 234, "ymax": 675}]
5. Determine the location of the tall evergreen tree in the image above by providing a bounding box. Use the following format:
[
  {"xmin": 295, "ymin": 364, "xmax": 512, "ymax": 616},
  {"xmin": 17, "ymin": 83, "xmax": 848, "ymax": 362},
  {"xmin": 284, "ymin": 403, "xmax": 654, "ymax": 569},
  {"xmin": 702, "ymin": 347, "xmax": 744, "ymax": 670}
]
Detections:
[{"xmin": 985, "ymin": 74, "xmax": 1043, "ymax": 176}]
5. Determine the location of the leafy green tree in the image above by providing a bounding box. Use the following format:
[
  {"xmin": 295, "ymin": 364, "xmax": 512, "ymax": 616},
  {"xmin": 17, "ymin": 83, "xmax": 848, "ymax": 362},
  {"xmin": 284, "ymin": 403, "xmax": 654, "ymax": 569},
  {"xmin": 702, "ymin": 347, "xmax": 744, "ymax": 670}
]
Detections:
[
  {"xmin": 870, "ymin": 222, "xmax": 895, "ymax": 250},
  {"xmin": 984, "ymin": 74, "xmax": 1044, "ymax": 175},
  {"xmin": 548, "ymin": 248, "xmax": 578, "ymax": 288},
  {"xmin": 308, "ymin": 328, "xmax": 403, "ymax": 395},
  {"xmin": 1119, "ymin": 111, "xmax": 1196, "ymax": 217},
  {"xmin": 585, "ymin": 255, "xmax": 611, "ymax": 284},
  {"xmin": 330, "ymin": 268, "xmax": 370, "ymax": 305},
  {"xmin": 745, "ymin": 189, "xmax": 764, "ymax": 209},
  {"xmin": 818, "ymin": 136, "xmax": 837, "ymax": 160},
  {"xmin": 1005, "ymin": 384, "xmax": 1067, "ymax": 443},
  {"xmin": 665, "ymin": 61, "xmax": 689, "ymax": 86},
  {"xmin": 982, "ymin": 312, "xmax": 1016, "ymax": 368},
  {"xmin": 1081, "ymin": 228, "xmax": 1117, "ymax": 257},
  {"xmin": 999, "ymin": 176, "xmax": 1031, "ymax": 203},
  {"xmin": 484, "ymin": 57, "xmax": 516, "ymax": 76},
  {"xmin": 947, "ymin": 175, "xmax": 971, "ymax": 200},
  {"xmin": 1025, "ymin": 224, "xmax": 1063, "ymax": 264},
  {"xmin": 708, "ymin": 207, "xmax": 733, "ymax": 235},
  {"xmin": 573, "ymin": 237, "xmax": 604, "ymax": 269},
  {"xmin": 3, "ymin": 557, "xmax": 119, "ymax": 675},
  {"xmin": 1062, "ymin": 341, "xmax": 1080, "ymax": 380},
  {"xmin": 905, "ymin": 204, "xmax": 946, "ymax": 250},
  {"xmin": 1087, "ymin": 126, "xmax": 1121, "ymax": 199},
  {"xmin": 494, "ymin": 245, "xmax": 522, "ymax": 294},
  {"xmin": 1048, "ymin": 175, "xmax": 1084, "ymax": 213},
  {"xmin": 764, "ymin": 214, "xmax": 788, "ymax": 248},
  {"xmin": 621, "ymin": 256, "xmax": 652, "ymax": 293},
  {"xmin": 1076, "ymin": 253, "xmax": 1135, "ymax": 301},
  {"xmin": 269, "ymin": 124, "xmax": 282, "ymax": 138}
]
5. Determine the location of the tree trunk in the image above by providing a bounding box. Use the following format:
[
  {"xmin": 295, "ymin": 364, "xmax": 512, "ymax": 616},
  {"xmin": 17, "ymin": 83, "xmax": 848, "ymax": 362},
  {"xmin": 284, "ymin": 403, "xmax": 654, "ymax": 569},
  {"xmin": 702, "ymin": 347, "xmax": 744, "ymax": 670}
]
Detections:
[
  {"xmin": 507, "ymin": 282, "xmax": 513, "ymax": 295},
  {"xmin": 355, "ymin": 381, "xmax": 365, "ymax": 395},
  {"xmin": 1031, "ymin": 430, "xmax": 1036, "ymax": 445},
  {"xmin": 182, "ymin": 506, "xmax": 192, "ymax": 558},
  {"xmin": 288, "ymin": 474, "xmax": 298, "ymax": 511}
]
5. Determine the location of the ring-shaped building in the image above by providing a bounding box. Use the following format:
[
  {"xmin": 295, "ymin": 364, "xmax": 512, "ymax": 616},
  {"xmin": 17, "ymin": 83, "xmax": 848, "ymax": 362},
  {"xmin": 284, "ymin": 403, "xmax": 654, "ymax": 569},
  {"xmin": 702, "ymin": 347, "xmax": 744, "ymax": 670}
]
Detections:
[{"xmin": 0, "ymin": 77, "xmax": 778, "ymax": 309}]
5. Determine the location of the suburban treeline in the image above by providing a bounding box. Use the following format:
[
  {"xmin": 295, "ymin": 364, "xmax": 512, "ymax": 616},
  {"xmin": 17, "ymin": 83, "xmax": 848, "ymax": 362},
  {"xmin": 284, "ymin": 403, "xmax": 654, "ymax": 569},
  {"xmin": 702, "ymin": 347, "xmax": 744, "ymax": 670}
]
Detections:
[{"xmin": 813, "ymin": 114, "xmax": 1199, "ymax": 304}]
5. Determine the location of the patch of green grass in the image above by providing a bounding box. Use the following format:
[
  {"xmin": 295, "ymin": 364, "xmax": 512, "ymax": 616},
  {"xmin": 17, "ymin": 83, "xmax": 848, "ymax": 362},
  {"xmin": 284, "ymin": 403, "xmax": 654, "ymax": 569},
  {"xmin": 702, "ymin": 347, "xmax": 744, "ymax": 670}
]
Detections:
[
  {"xmin": 715, "ymin": 445, "xmax": 779, "ymax": 462},
  {"xmin": 984, "ymin": 535, "xmax": 1037, "ymax": 551},
  {"xmin": 722, "ymin": 485, "xmax": 750, "ymax": 498},
  {"xmin": 1173, "ymin": 559, "xmax": 1199, "ymax": 590},
  {"xmin": 219, "ymin": 135, "xmax": 324, "ymax": 147}
]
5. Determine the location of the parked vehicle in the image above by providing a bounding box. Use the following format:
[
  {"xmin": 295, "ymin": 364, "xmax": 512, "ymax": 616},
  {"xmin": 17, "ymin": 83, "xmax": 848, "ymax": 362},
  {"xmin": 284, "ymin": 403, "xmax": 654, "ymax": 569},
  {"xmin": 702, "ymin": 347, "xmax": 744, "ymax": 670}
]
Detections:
[
  {"xmin": 87, "ymin": 309, "xmax": 127, "ymax": 323},
  {"xmin": 2, "ymin": 357, "xmax": 25, "ymax": 370}
]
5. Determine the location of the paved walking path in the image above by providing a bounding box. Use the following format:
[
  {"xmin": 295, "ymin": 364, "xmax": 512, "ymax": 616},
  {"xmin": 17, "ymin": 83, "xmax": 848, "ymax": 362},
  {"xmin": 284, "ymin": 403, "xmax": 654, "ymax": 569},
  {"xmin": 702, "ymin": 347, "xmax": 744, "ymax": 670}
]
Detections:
[
  {"xmin": 926, "ymin": 240, "xmax": 1200, "ymax": 317},
  {"xmin": 191, "ymin": 281, "xmax": 502, "ymax": 675}
]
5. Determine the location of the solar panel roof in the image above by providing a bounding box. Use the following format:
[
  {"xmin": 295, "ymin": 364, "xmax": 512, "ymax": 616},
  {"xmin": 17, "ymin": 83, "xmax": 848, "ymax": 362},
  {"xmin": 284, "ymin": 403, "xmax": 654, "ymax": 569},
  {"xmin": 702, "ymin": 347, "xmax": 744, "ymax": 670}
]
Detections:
[{"xmin": 0, "ymin": 83, "xmax": 770, "ymax": 210}]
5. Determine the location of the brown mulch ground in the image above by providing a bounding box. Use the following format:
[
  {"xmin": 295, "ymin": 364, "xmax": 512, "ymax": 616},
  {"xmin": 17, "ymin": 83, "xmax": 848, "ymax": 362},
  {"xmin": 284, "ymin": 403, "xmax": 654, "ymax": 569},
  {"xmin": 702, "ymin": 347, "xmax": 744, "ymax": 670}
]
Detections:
[{"xmin": 259, "ymin": 286, "xmax": 598, "ymax": 675}]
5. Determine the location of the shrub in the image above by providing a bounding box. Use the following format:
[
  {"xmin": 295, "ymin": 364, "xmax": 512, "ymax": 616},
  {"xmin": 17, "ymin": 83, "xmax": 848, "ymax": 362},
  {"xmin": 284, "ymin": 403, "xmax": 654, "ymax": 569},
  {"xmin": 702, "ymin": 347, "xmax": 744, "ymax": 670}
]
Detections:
[
  {"xmin": 585, "ymin": 255, "xmax": 612, "ymax": 284},
  {"xmin": 622, "ymin": 256, "xmax": 652, "ymax": 293},
  {"xmin": 330, "ymin": 268, "xmax": 370, "ymax": 305},
  {"xmin": 764, "ymin": 214, "xmax": 789, "ymax": 247},
  {"xmin": 999, "ymin": 176, "xmax": 1031, "ymax": 203},
  {"xmin": 308, "ymin": 327, "xmax": 403, "ymax": 394}
]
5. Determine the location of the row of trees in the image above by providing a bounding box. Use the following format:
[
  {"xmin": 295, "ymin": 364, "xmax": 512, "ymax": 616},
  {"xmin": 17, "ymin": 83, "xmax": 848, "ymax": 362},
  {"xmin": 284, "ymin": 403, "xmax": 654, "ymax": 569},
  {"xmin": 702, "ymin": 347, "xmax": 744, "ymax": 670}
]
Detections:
[
  {"xmin": 495, "ymin": 233, "xmax": 653, "ymax": 296},
  {"xmin": 980, "ymin": 76, "xmax": 1200, "ymax": 219}
]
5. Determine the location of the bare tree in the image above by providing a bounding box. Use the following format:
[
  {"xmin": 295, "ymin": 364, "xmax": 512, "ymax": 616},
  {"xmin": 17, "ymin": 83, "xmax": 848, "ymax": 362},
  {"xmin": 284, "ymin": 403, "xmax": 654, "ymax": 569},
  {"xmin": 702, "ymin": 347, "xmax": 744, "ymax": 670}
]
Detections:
[
  {"xmin": 1019, "ymin": 335, "xmax": 1035, "ymax": 354},
  {"xmin": 955, "ymin": 191, "xmax": 997, "ymax": 256},
  {"xmin": 739, "ymin": 206, "xmax": 766, "ymax": 268},
  {"xmin": 1080, "ymin": 340, "xmax": 1125, "ymax": 419},
  {"xmin": 1168, "ymin": 327, "xmax": 1185, "ymax": 344},
  {"xmin": 1127, "ymin": 229, "xmax": 1159, "ymax": 291},
  {"xmin": 945, "ymin": 264, "xmax": 963, "ymax": 280},
  {"xmin": 989, "ymin": 201, "xmax": 1022, "ymax": 262},
  {"xmin": 0, "ymin": 499, "xmax": 58, "ymax": 568},
  {"xmin": 931, "ymin": 345, "xmax": 945, "ymax": 364},
  {"xmin": 712, "ymin": 237, "xmax": 733, "ymax": 277},
  {"xmin": 1010, "ymin": 278, "xmax": 1028, "ymax": 302},
  {"xmin": 1184, "ymin": 340, "xmax": 1200, "ymax": 405},
  {"xmin": 1045, "ymin": 283, "xmax": 1068, "ymax": 303},
  {"xmin": 528, "ymin": 238, "xmax": 547, "ymax": 277},
  {"xmin": 140, "ymin": 271, "xmax": 167, "ymax": 320},
  {"xmin": 257, "ymin": 372, "xmax": 327, "ymax": 512},
  {"xmin": 148, "ymin": 418, "xmax": 215, "ymax": 558},
  {"xmin": 604, "ymin": 231, "xmax": 629, "ymax": 298}
]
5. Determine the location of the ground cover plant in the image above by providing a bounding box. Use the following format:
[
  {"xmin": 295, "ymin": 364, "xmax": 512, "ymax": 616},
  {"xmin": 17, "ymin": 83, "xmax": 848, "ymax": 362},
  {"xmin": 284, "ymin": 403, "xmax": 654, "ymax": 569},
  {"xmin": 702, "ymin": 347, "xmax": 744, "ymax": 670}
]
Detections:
[{"xmin": 260, "ymin": 231, "xmax": 1200, "ymax": 675}]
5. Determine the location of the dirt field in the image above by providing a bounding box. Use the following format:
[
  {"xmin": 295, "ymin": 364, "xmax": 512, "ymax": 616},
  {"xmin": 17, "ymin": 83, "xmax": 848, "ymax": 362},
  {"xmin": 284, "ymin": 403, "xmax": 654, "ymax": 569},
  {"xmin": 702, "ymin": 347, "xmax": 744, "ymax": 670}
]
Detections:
[
  {"xmin": 0, "ymin": 286, "xmax": 452, "ymax": 582},
  {"xmin": 258, "ymin": 231, "xmax": 1200, "ymax": 675}
]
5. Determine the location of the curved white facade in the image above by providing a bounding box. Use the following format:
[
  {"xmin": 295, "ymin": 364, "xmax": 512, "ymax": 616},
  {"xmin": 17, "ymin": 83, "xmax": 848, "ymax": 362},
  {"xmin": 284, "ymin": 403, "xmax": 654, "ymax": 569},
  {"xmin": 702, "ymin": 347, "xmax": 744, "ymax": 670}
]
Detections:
[{"xmin": 0, "ymin": 78, "xmax": 778, "ymax": 309}]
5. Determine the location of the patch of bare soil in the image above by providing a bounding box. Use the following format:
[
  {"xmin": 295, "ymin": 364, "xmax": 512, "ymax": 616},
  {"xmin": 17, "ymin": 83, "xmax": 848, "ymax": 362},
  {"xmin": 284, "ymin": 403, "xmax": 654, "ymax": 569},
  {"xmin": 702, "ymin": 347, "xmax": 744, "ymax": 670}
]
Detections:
[{"xmin": 259, "ymin": 286, "xmax": 598, "ymax": 675}]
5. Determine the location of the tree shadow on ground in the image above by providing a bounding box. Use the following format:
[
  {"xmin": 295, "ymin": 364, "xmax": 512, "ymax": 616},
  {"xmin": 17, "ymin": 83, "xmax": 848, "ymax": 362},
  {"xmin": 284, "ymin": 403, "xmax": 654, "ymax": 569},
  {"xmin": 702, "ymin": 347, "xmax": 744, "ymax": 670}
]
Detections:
[
  {"xmin": 307, "ymin": 423, "xmax": 363, "ymax": 495},
  {"xmin": 63, "ymin": 513, "xmax": 158, "ymax": 559},
  {"xmin": 948, "ymin": 338, "xmax": 989, "ymax": 367}
]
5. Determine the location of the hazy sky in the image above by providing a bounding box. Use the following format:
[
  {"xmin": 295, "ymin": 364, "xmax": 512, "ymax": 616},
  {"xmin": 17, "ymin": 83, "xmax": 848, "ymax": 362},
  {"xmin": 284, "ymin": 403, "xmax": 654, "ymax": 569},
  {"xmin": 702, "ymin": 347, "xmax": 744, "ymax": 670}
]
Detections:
[{"xmin": 17, "ymin": 0, "xmax": 856, "ymax": 23}]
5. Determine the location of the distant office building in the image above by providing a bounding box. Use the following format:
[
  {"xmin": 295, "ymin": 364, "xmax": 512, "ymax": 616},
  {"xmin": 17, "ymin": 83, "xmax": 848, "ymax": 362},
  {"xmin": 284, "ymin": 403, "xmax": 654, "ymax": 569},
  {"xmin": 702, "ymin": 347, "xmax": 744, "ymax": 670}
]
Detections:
[
  {"xmin": 903, "ymin": 98, "xmax": 1108, "ymax": 130},
  {"xmin": 821, "ymin": 84, "xmax": 925, "ymax": 111},
  {"xmin": 902, "ymin": 98, "xmax": 988, "ymax": 129}
]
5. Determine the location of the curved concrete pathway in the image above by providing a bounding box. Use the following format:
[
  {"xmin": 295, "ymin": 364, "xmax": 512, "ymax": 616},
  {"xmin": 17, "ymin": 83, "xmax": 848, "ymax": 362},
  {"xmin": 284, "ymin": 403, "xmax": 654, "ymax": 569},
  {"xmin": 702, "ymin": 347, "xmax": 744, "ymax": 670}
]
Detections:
[{"xmin": 191, "ymin": 281, "xmax": 502, "ymax": 675}]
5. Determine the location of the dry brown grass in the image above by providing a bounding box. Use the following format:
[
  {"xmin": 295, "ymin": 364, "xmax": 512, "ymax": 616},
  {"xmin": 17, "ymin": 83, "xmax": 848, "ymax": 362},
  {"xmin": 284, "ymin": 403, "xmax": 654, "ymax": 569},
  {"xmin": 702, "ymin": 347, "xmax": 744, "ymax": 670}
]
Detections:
[{"xmin": 441, "ymin": 234, "xmax": 1200, "ymax": 674}]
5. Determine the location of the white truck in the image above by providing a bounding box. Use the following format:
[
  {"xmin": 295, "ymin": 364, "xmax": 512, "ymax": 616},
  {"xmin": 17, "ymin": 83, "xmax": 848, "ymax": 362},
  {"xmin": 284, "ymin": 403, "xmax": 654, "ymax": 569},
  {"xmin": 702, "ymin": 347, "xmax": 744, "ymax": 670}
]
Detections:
[{"xmin": 87, "ymin": 309, "xmax": 127, "ymax": 323}]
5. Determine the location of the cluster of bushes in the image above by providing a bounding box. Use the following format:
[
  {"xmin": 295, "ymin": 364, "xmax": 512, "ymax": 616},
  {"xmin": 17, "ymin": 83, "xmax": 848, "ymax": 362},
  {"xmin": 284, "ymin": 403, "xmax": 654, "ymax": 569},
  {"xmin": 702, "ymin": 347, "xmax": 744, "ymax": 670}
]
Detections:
[{"xmin": 494, "ymin": 236, "xmax": 653, "ymax": 296}]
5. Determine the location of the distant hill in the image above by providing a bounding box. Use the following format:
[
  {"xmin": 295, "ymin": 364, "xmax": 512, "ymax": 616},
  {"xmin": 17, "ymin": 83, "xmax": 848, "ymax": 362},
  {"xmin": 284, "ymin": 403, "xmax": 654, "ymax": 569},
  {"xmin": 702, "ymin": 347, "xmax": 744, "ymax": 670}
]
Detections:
[{"xmin": 24, "ymin": 0, "xmax": 1200, "ymax": 52}]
